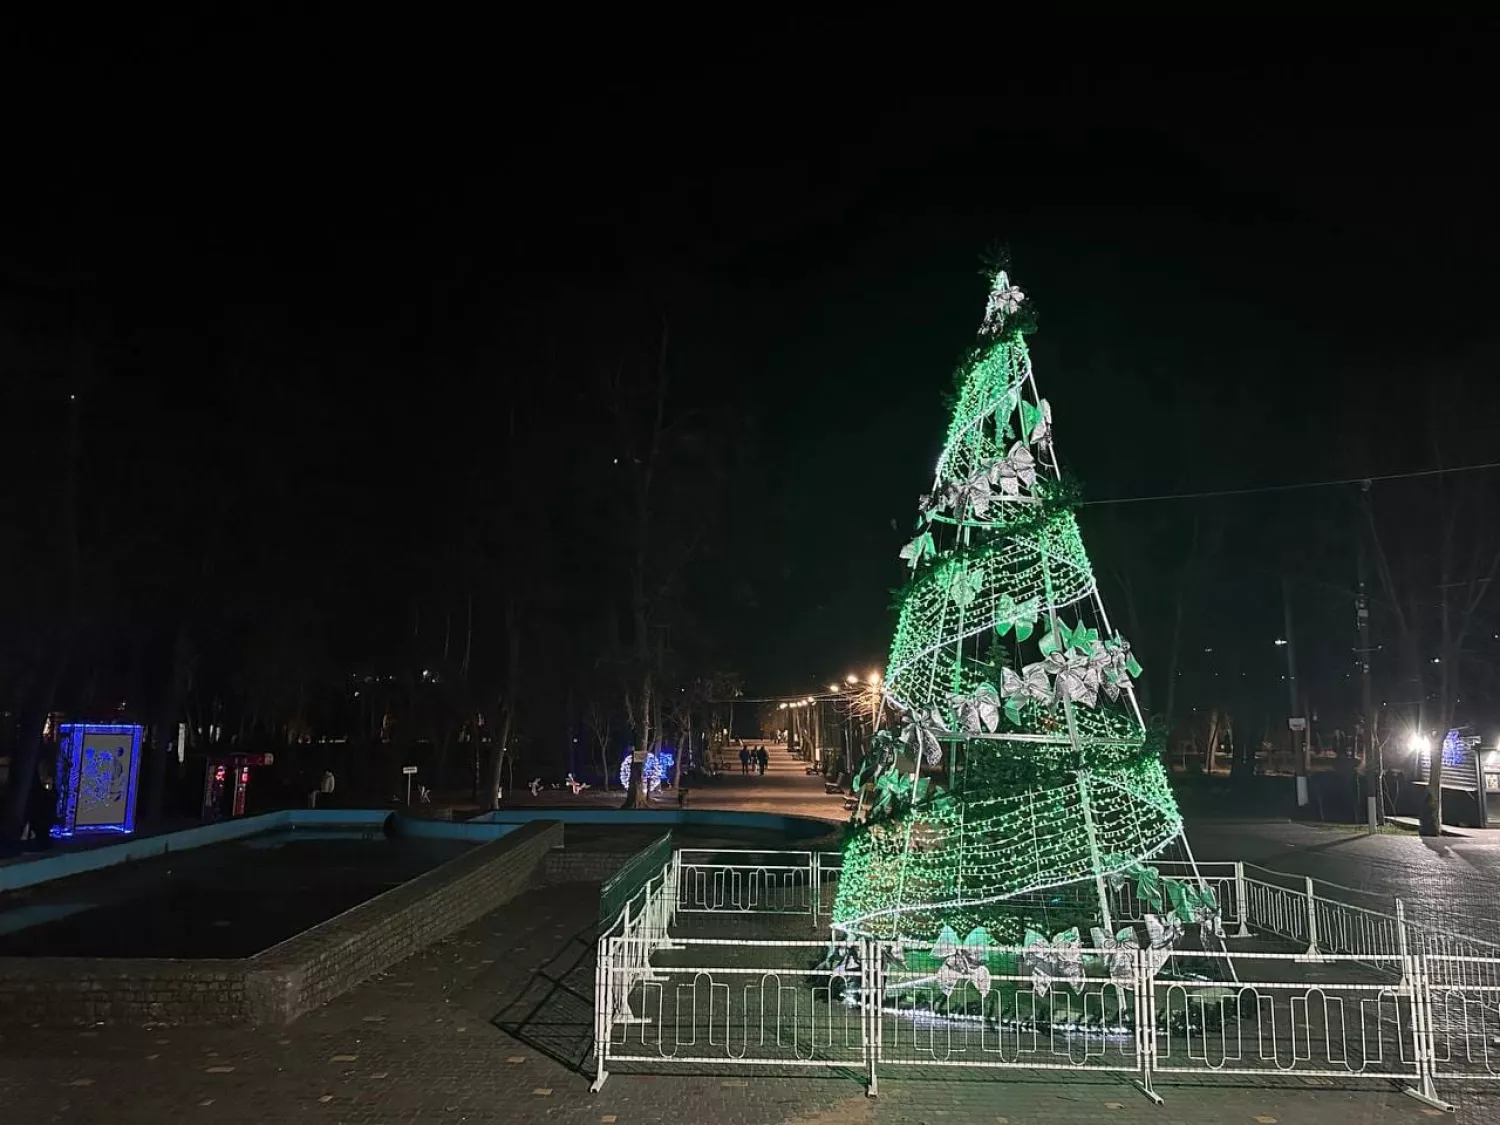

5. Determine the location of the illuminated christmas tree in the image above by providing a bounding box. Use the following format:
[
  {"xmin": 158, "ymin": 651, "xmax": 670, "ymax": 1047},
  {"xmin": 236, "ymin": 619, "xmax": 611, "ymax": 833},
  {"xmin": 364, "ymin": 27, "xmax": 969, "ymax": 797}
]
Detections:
[{"xmin": 832, "ymin": 266, "xmax": 1212, "ymax": 956}]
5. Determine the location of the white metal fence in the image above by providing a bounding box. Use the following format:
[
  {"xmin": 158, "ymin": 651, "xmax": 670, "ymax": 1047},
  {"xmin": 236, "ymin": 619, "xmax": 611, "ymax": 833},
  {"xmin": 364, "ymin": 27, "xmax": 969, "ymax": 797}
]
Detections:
[
  {"xmin": 587, "ymin": 846, "xmax": 1500, "ymax": 1110},
  {"xmin": 674, "ymin": 849, "xmax": 842, "ymax": 918}
]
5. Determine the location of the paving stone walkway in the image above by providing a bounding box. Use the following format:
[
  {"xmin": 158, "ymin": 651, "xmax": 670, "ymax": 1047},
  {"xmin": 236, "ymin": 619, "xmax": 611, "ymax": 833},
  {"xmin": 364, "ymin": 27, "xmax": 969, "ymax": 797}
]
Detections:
[
  {"xmin": 9, "ymin": 755, "xmax": 1500, "ymax": 1123},
  {"xmin": 2, "ymin": 867, "xmax": 1496, "ymax": 1124}
]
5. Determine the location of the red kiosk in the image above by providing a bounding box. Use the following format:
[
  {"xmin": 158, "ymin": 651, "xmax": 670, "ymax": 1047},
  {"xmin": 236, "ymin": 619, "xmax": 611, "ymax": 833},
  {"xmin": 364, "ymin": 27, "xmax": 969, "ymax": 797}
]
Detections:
[{"xmin": 202, "ymin": 752, "xmax": 275, "ymax": 819}]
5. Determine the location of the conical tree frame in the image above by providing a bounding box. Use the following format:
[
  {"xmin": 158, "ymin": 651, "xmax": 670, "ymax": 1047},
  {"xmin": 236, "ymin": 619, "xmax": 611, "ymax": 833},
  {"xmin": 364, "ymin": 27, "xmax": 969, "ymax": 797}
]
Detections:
[{"xmin": 832, "ymin": 269, "xmax": 1193, "ymax": 947}]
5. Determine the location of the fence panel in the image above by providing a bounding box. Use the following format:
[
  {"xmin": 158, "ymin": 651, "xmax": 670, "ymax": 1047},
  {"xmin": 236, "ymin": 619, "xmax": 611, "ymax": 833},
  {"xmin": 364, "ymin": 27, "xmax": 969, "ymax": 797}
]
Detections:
[
  {"xmin": 599, "ymin": 832, "xmax": 674, "ymax": 928},
  {"xmin": 876, "ymin": 942, "xmax": 1145, "ymax": 1075},
  {"xmin": 676, "ymin": 850, "xmax": 828, "ymax": 915},
  {"xmin": 1148, "ymin": 950, "xmax": 1421, "ymax": 1084},
  {"xmin": 1108, "ymin": 862, "xmax": 1240, "ymax": 930},
  {"xmin": 602, "ymin": 937, "xmax": 868, "ymax": 1069},
  {"xmin": 1422, "ymin": 954, "xmax": 1500, "ymax": 1082}
]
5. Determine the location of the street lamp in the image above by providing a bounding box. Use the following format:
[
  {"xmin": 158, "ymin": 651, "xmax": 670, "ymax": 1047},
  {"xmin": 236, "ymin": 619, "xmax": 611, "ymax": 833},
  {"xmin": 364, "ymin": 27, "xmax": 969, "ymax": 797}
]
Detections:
[{"xmin": 846, "ymin": 674, "xmax": 859, "ymax": 685}]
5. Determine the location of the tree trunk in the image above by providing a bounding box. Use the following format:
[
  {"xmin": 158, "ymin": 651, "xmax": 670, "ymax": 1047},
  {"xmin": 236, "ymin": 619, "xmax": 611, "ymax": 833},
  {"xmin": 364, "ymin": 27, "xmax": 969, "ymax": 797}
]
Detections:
[
  {"xmin": 619, "ymin": 672, "xmax": 652, "ymax": 808},
  {"xmin": 0, "ymin": 656, "xmax": 68, "ymax": 842},
  {"xmin": 1204, "ymin": 709, "xmax": 1222, "ymax": 775},
  {"xmin": 145, "ymin": 624, "xmax": 194, "ymax": 826},
  {"xmin": 485, "ymin": 595, "xmax": 522, "ymax": 809}
]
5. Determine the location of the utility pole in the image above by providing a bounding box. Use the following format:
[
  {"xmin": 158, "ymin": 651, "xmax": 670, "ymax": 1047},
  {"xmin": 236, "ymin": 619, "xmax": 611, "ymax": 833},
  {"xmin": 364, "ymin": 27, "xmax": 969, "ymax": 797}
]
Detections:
[
  {"xmin": 1284, "ymin": 576, "xmax": 1308, "ymax": 806},
  {"xmin": 1356, "ymin": 483, "xmax": 1381, "ymax": 824}
]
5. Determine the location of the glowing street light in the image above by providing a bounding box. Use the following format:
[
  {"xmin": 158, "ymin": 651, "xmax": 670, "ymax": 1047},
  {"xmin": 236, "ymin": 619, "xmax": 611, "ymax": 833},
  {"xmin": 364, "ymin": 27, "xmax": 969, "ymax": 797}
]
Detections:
[
  {"xmin": 868, "ymin": 671, "xmax": 882, "ymax": 685},
  {"xmin": 828, "ymin": 684, "xmax": 840, "ymax": 693},
  {"xmin": 1273, "ymin": 639, "xmax": 1288, "ymax": 647}
]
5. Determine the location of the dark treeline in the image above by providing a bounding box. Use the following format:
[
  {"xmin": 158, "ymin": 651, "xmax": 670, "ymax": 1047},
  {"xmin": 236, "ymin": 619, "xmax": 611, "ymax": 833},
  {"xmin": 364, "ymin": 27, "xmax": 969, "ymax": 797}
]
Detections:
[{"xmin": 0, "ymin": 218, "xmax": 761, "ymax": 834}]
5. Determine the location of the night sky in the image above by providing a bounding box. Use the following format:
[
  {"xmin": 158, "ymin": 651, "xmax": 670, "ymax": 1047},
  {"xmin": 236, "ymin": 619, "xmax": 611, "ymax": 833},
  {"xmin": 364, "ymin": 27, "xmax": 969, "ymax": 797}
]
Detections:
[{"xmin": 4, "ymin": 26, "xmax": 1499, "ymax": 727}]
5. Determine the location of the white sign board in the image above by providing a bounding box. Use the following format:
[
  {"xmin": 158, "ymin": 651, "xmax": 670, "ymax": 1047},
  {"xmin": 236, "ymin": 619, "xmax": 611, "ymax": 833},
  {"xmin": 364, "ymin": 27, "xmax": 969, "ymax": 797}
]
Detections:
[
  {"xmin": 402, "ymin": 765, "xmax": 419, "ymax": 775},
  {"xmin": 1288, "ymin": 717, "xmax": 1307, "ymax": 731}
]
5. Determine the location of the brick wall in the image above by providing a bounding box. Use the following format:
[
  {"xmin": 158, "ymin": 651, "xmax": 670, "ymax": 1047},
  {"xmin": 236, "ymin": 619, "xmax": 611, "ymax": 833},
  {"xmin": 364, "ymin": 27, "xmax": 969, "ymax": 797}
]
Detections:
[
  {"xmin": 0, "ymin": 820, "xmax": 563, "ymax": 1029},
  {"xmin": 245, "ymin": 820, "xmax": 562, "ymax": 1024},
  {"xmin": 0, "ymin": 958, "xmax": 248, "ymax": 1028}
]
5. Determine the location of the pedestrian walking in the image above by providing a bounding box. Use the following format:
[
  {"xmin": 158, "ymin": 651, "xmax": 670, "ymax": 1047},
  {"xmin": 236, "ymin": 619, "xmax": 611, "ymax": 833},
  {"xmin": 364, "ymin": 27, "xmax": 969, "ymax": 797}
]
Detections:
[
  {"xmin": 740, "ymin": 747, "xmax": 750, "ymax": 775},
  {"xmin": 757, "ymin": 746, "xmax": 768, "ymax": 776}
]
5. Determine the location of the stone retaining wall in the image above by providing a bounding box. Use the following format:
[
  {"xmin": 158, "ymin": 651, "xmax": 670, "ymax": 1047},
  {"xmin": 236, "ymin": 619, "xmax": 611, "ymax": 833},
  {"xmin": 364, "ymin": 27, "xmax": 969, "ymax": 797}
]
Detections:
[{"xmin": 0, "ymin": 820, "xmax": 562, "ymax": 1029}]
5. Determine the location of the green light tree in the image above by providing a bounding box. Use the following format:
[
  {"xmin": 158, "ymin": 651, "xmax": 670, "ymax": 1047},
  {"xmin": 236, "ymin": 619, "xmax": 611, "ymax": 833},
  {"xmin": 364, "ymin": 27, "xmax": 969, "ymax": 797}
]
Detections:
[{"xmin": 832, "ymin": 267, "xmax": 1203, "ymax": 951}]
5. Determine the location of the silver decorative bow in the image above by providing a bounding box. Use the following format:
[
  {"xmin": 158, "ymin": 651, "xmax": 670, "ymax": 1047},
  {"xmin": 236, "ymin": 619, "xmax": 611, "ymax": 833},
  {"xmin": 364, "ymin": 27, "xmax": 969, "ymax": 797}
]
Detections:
[
  {"xmin": 1001, "ymin": 663, "xmax": 1052, "ymax": 708},
  {"xmin": 932, "ymin": 931, "xmax": 992, "ymax": 998},
  {"xmin": 947, "ymin": 469, "xmax": 998, "ymax": 520},
  {"xmin": 1024, "ymin": 929, "xmax": 1084, "ymax": 997},
  {"xmin": 1025, "ymin": 398, "xmax": 1053, "ymax": 449},
  {"xmin": 1144, "ymin": 912, "xmax": 1183, "ymax": 974},
  {"xmin": 948, "ymin": 566, "xmax": 984, "ymax": 609},
  {"xmin": 1192, "ymin": 898, "xmax": 1225, "ymax": 940},
  {"xmin": 1043, "ymin": 649, "xmax": 1101, "ymax": 707},
  {"xmin": 1090, "ymin": 926, "xmax": 1141, "ymax": 984},
  {"xmin": 1098, "ymin": 637, "xmax": 1142, "ymax": 700},
  {"xmin": 949, "ymin": 683, "xmax": 1001, "ymax": 734},
  {"xmin": 1183, "ymin": 884, "xmax": 1225, "ymax": 940},
  {"xmin": 899, "ymin": 705, "xmax": 949, "ymax": 767},
  {"xmin": 982, "ymin": 271, "xmax": 1026, "ymax": 334},
  {"xmin": 991, "ymin": 442, "xmax": 1037, "ymax": 497}
]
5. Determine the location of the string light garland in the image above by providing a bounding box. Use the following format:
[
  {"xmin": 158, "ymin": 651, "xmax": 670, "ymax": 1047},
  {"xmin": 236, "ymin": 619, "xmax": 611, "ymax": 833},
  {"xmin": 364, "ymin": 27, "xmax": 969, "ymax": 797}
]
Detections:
[{"xmin": 833, "ymin": 268, "xmax": 1192, "ymax": 949}]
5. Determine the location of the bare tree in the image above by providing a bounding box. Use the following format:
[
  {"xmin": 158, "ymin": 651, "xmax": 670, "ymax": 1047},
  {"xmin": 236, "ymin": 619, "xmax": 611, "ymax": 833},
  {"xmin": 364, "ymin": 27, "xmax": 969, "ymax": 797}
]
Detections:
[
  {"xmin": 583, "ymin": 692, "xmax": 614, "ymax": 790},
  {"xmin": 1365, "ymin": 376, "xmax": 1500, "ymax": 834}
]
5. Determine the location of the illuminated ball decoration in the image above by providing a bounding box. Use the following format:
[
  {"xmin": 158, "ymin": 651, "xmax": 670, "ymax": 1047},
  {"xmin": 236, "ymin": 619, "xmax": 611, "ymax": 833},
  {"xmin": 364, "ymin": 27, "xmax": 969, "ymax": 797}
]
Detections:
[
  {"xmin": 619, "ymin": 751, "xmax": 669, "ymax": 792},
  {"xmin": 831, "ymin": 268, "xmax": 1187, "ymax": 948}
]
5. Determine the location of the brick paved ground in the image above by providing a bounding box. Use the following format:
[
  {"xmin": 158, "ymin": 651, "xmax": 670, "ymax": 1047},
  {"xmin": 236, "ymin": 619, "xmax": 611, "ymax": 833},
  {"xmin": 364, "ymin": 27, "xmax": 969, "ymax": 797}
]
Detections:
[
  {"xmin": 3, "ymin": 868, "xmax": 1496, "ymax": 1124},
  {"xmin": 1187, "ymin": 819, "xmax": 1500, "ymax": 939},
  {"xmin": 9, "ymin": 755, "xmax": 1500, "ymax": 1123}
]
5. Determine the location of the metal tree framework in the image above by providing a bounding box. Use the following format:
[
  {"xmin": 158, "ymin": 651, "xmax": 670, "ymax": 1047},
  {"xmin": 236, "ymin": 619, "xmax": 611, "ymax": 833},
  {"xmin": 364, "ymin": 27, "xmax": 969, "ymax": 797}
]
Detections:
[{"xmin": 832, "ymin": 269, "xmax": 1207, "ymax": 950}]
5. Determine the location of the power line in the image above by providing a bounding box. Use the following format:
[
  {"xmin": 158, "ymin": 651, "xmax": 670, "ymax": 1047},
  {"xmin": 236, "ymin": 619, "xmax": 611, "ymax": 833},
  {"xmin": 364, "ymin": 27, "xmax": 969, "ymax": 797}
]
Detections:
[{"xmin": 1078, "ymin": 460, "xmax": 1500, "ymax": 507}]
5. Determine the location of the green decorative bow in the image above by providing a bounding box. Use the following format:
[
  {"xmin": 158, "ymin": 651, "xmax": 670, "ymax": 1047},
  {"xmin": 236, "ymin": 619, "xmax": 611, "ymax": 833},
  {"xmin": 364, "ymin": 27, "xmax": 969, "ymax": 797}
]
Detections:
[
  {"xmin": 1166, "ymin": 879, "xmax": 1223, "ymax": 939},
  {"xmin": 1039, "ymin": 618, "xmax": 1100, "ymax": 658},
  {"xmin": 1129, "ymin": 863, "xmax": 1164, "ymax": 911},
  {"xmin": 899, "ymin": 530, "xmax": 936, "ymax": 570},
  {"xmin": 870, "ymin": 769, "xmax": 931, "ymax": 819},
  {"xmin": 993, "ymin": 593, "xmax": 1039, "ymax": 642}
]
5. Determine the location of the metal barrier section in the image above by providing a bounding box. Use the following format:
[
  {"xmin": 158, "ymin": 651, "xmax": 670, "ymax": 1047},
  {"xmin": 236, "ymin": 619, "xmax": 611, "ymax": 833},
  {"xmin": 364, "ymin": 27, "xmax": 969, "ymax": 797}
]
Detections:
[
  {"xmin": 584, "ymin": 845, "xmax": 1492, "ymax": 1110},
  {"xmin": 875, "ymin": 942, "xmax": 1146, "ymax": 1080},
  {"xmin": 1423, "ymin": 954, "xmax": 1500, "ymax": 1082},
  {"xmin": 600, "ymin": 938, "xmax": 869, "ymax": 1072},
  {"xmin": 1148, "ymin": 950, "xmax": 1422, "ymax": 1087},
  {"xmin": 675, "ymin": 850, "xmax": 842, "ymax": 917},
  {"xmin": 1107, "ymin": 861, "xmax": 1242, "ymax": 933}
]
